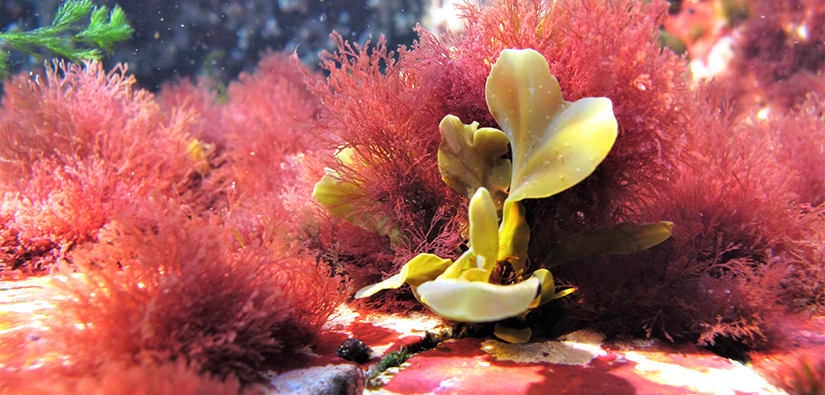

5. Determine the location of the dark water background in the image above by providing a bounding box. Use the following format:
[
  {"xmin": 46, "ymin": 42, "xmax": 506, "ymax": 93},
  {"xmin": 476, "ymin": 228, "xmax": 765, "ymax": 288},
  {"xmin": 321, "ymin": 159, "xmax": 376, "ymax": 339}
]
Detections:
[{"xmin": 1, "ymin": 0, "xmax": 429, "ymax": 90}]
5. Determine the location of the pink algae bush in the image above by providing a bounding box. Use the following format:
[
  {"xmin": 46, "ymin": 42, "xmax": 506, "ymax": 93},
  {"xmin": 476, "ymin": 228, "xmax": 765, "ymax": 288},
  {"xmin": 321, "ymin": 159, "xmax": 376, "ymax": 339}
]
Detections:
[
  {"xmin": 757, "ymin": 95, "xmax": 825, "ymax": 208},
  {"xmin": 452, "ymin": 0, "xmax": 825, "ymax": 345},
  {"xmin": 559, "ymin": 85, "xmax": 825, "ymax": 346},
  {"xmin": 8, "ymin": 199, "xmax": 339, "ymax": 384},
  {"xmin": 723, "ymin": 0, "xmax": 825, "ymax": 110},
  {"xmin": 157, "ymin": 52, "xmax": 329, "ymax": 245},
  {"xmin": 0, "ymin": 61, "xmax": 199, "ymax": 276},
  {"xmin": 0, "ymin": 54, "xmax": 345, "ymax": 390},
  {"xmin": 308, "ymin": 0, "xmax": 689, "ymax": 280},
  {"xmin": 307, "ymin": 33, "xmax": 468, "ymax": 306},
  {"xmin": 158, "ymin": 53, "xmax": 321, "ymax": 196}
]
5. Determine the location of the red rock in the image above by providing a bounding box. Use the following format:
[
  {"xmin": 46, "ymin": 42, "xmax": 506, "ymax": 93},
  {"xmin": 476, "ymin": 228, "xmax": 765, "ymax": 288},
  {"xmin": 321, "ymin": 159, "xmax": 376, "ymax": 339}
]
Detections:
[{"xmin": 370, "ymin": 331, "xmax": 782, "ymax": 395}]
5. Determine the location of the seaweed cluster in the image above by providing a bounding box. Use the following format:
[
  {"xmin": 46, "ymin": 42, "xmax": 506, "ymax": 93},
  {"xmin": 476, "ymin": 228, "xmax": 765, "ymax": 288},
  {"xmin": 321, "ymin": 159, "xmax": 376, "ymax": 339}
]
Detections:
[
  {"xmin": 1, "ymin": 0, "xmax": 825, "ymax": 392},
  {"xmin": 309, "ymin": 0, "xmax": 825, "ymax": 349},
  {"xmin": 0, "ymin": 56, "xmax": 343, "ymax": 392}
]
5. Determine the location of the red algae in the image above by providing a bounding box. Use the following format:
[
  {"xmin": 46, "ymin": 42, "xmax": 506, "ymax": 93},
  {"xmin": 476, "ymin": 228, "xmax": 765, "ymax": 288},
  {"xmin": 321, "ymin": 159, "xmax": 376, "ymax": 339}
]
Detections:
[
  {"xmin": 725, "ymin": 0, "xmax": 825, "ymax": 110},
  {"xmin": 0, "ymin": 61, "xmax": 200, "ymax": 276},
  {"xmin": 0, "ymin": 53, "xmax": 345, "ymax": 392},
  {"xmin": 2, "ymin": 0, "xmax": 825, "ymax": 392},
  {"xmin": 0, "ymin": 197, "xmax": 342, "ymax": 383},
  {"xmin": 307, "ymin": 32, "xmax": 468, "ymax": 308},
  {"xmin": 665, "ymin": 0, "xmax": 825, "ymax": 110},
  {"xmin": 561, "ymin": 83, "xmax": 825, "ymax": 346}
]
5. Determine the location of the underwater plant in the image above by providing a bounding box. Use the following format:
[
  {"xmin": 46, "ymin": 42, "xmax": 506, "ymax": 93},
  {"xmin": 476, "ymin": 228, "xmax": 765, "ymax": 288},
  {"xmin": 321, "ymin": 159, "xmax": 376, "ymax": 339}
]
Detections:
[
  {"xmin": 156, "ymin": 51, "xmax": 327, "ymax": 243},
  {"xmin": 0, "ymin": 60, "xmax": 200, "ymax": 277},
  {"xmin": 0, "ymin": 196, "xmax": 344, "ymax": 390},
  {"xmin": 305, "ymin": 1, "xmax": 697, "ymax": 331},
  {"xmin": 0, "ymin": 40, "xmax": 344, "ymax": 392},
  {"xmin": 317, "ymin": 48, "xmax": 671, "ymax": 342},
  {"xmin": 716, "ymin": 0, "xmax": 825, "ymax": 110},
  {"xmin": 559, "ymin": 79, "xmax": 825, "ymax": 347},
  {"xmin": 305, "ymin": 32, "xmax": 469, "ymax": 309},
  {"xmin": 0, "ymin": 0, "xmax": 133, "ymax": 78}
]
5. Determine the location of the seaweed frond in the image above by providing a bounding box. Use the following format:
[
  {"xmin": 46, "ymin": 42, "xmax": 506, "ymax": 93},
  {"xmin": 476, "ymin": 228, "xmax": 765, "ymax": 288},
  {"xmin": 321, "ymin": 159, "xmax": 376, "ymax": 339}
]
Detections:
[{"xmin": 0, "ymin": 0, "xmax": 133, "ymax": 78}]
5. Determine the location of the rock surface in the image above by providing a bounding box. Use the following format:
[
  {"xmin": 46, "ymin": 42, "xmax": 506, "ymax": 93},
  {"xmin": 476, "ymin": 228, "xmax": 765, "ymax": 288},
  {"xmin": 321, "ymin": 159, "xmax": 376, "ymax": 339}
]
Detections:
[
  {"xmin": 270, "ymin": 305, "xmax": 798, "ymax": 395},
  {"xmin": 4, "ymin": 278, "xmax": 824, "ymax": 394}
]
